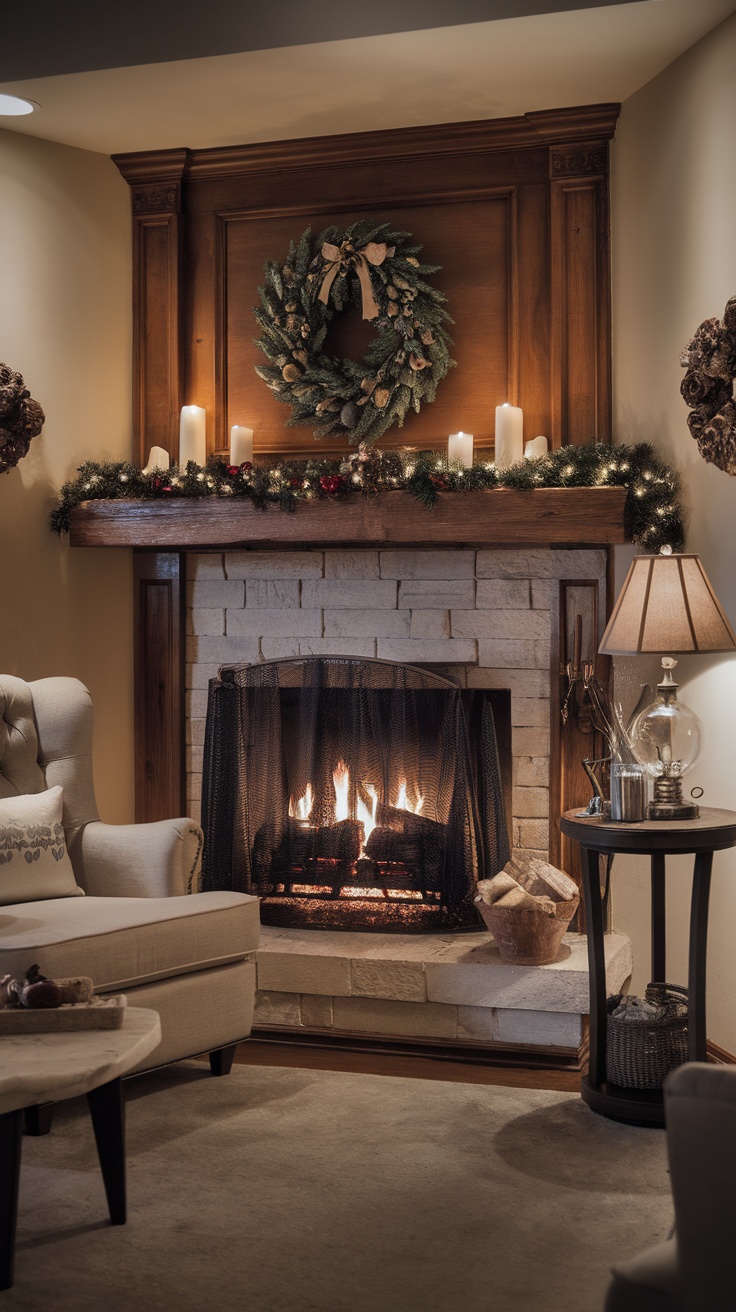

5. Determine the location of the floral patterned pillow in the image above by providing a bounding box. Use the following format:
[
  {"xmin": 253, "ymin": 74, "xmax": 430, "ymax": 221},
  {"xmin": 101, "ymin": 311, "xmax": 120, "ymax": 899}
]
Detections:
[{"xmin": 0, "ymin": 786, "xmax": 84, "ymax": 904}]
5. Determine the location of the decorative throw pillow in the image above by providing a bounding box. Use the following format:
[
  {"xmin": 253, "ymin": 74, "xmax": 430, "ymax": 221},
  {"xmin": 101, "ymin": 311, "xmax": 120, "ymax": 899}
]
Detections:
[{"xmin": 0, "ymin": 785, "xmax": 84, "ymax": 904}]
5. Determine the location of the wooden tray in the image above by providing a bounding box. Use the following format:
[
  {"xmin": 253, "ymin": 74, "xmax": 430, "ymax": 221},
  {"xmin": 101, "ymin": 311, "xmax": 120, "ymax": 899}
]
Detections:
[{"xmin": 0, "ymin": 995, "xmax": 127, "ymax": 1033}]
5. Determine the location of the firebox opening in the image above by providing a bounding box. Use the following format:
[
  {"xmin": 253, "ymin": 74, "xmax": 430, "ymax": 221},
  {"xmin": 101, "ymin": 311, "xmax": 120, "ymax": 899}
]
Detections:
[{"xmin": 201, "ymin": 657, "xmax": 511, "ymax": 933}]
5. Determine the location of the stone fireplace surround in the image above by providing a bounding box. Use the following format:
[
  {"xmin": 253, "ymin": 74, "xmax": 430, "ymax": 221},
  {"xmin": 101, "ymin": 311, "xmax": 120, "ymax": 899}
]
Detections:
[{"xmin": 185, "ymin": 543, "xmax": 632, "ymax": 1059}]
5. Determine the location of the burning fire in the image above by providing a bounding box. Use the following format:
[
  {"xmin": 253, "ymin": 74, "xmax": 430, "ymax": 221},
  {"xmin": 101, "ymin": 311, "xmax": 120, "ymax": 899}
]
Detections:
[
  {"xmin": 333, "ymin": 760, "xmax": 350, "ymax": 822},
  {"xmin": 288, "ymin": 763, "xmax": 427, "ymax": 888},
  {"xmin": 356, "ymin": 783, "xmax": 379, "ymax": 849},
  {"xmin": 289, "ymin": 782, "xmax": 314, "ymax": 823},
  {"xmin": 394, "ymin": 778, "xmax": 424, "ymax": 816}
]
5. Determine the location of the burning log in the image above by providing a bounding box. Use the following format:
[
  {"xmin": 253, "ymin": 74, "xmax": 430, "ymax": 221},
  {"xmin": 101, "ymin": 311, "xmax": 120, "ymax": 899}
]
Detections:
[
  {"xmin": 266, "ymin": 818, "xmax": 362, "ymax": 895},
  {"xmin": 365, "ymin": 808, "xmax": 446, "ymax": 893}
]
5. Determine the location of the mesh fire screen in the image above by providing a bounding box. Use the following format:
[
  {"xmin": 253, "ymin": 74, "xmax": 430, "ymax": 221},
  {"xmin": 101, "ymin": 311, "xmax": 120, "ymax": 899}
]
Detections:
[{"xmin": 201, "ymin": 657, "xmax": 510, "ymax": 932}]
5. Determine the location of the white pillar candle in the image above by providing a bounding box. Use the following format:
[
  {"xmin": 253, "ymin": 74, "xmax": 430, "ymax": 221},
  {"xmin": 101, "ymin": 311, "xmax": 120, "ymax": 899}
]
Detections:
[
  {"xmin": 143, "ymin": 445, "xmax": 170, "ymax": 473},
  {"xmin": 230, "ymin": 425, "xmax": 254, "ymax": 466},
  {"xmin": 494, "ymin": 404, "xmax": 523, "ymax": 470},
  {"xmin": 524, "ymin": 435, "xmax": 548, "ymax": 460},
  {"xmin": 179, "ymin": 406, "xmax": 206, "ymax": 467},
  {"xmin": 447, "ymin": 431, "xmax": 473, "ymax": 468}
]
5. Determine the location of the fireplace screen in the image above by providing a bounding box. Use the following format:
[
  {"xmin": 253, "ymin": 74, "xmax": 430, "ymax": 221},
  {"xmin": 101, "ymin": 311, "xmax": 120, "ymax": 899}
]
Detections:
[{"xmin": 201, "ymin": 657, "xmax": 509, "ymax": 932}]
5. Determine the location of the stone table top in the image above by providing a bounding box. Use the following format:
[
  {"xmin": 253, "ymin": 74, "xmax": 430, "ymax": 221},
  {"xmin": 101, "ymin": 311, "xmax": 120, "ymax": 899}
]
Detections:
[{"xmin": 0, "ymin": 1007, "xmax": 161, "ymax": 1115}]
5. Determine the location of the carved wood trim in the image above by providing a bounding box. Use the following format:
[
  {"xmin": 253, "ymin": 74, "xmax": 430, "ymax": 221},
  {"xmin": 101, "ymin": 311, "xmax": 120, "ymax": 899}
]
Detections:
[
  {"xmin": 549, "ymin": 145, "xmax": 608, "ymax": 179},
  {"xmin": 133, "ymin": 551, "xmax": 186, "ymax": 822},
  {"xmin": 111, "ymin": 105, "xmax": 619, "ymax": 182},
  {"xmin": 132, "ymin": 184, "xmax": 180, "ymax": 214}
]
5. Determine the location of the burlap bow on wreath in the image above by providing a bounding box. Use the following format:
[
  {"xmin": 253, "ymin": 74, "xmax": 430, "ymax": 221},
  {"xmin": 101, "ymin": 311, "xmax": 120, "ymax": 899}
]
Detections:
[
  {"xmin": 317, "ymin": 239, "xmax": 393, "ymax": 321},
  {"xmin": 253, "ymin": 218, "xmax": 454, "ymax": 445}
]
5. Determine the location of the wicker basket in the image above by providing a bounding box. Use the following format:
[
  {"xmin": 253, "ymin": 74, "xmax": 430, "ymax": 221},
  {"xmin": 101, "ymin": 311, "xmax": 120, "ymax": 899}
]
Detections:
[{"xmin": 606, "ymin": 983, "xmax": 689, "ymax": 1090}]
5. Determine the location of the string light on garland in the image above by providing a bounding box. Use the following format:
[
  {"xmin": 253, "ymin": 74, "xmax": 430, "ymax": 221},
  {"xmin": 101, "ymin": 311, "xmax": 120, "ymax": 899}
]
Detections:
[{"xmin": 49, "ymin": 442, "xmax": 685, "ymax": 552}]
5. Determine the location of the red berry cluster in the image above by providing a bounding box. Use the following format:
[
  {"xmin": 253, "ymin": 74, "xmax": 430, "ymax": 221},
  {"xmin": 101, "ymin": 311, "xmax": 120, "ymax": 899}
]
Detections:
[{"xmin": 319, "ymin": 474, "xmax": 346, "ymax": 495}]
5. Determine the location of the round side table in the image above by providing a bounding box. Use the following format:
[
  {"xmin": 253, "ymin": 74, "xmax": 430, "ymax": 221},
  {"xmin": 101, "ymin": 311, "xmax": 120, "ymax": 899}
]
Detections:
[
  {"xmin": 560, "ymin": 807, "xmax": 736, "ymax": 1126},
  {"xmin": 0, "ymin": 1006, "xmax": 161, "ymax": 1290}
]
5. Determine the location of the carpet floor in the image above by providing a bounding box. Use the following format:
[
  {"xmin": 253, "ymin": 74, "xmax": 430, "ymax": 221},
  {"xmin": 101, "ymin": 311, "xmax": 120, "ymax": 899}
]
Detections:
[{"xmin": 7, "ymin": 1062, "xmax": 672, "ymax": 1312}]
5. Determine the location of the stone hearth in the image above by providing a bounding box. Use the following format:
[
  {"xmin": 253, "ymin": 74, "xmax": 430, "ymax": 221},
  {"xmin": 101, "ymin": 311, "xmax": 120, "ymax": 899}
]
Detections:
[{"xmin": 254, "ymin": 926, "xmax": 632, "ymax": 1053}]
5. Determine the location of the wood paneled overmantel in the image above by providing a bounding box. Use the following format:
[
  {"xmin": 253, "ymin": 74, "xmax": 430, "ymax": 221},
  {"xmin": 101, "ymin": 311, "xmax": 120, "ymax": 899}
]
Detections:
[{"xmin": 112, "ymin": 103, "xmax": 619, "ymax": 466}]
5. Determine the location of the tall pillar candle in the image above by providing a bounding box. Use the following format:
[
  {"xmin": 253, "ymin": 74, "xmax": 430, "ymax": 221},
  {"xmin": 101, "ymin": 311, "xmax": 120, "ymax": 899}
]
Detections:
[
  {"xmin": 230, "ymin": 425, "xmax": 253, "ymax": 466},
  {"xmin": 447, "ymin": 431, "xmax": 473, "ymax": 468},
  {"xmin": 179, "ymin": 406, "xmax": 206, "ymax": 467},
  {"xmin": 494, "ymin": 404, "xmax": 523, "ymax": 470}
]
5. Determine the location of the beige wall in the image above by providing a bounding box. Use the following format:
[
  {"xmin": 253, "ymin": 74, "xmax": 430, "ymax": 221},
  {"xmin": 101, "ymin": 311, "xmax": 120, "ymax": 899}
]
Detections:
[
  {"xmin": 0, "ymin": 127, "xmax": 134, "ymax": 822},
  {"xmin": 611, "ymin": 12, "xmax": 736, "ymax": 1050}
]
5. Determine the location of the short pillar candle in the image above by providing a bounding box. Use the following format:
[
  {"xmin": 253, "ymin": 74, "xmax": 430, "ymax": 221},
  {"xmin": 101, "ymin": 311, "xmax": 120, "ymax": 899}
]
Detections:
[
  {"xmin": 179, "ymin": 406, "xmax": 206, "ymax": 467},
  {"xmin": 143, "ymin": 445, "xmax": 170, "ymax": 472},
  {"xmin": 494, "ymin": 404, "xmax": 523, "ymax": 470},
  {"xmin": 524, "ymin": 435, "xmax": 548, "ymax": 460},
  {"xmin": 230, "ymin": 425, "xmax": 254, "ymax": 466},
  {"xmin": 448, "ymin": 431, "xmax": 473, "ymax": 467}
]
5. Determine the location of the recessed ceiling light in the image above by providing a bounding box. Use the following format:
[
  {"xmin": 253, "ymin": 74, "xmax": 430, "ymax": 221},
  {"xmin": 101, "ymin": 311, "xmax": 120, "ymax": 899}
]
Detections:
[{"xmin": 0, "ymin": 94, "xmax": 38, "ymax": 117}]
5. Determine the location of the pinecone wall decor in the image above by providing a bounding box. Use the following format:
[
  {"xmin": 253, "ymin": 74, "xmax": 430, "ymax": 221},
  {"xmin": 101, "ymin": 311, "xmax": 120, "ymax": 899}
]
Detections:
[
  {"xmin": 0, "ymin": 362, "xmax": 45, "ymax": 474},
  {"xmin": 680, "ymin": 296, "xmax": 736, "ymax": 474}
]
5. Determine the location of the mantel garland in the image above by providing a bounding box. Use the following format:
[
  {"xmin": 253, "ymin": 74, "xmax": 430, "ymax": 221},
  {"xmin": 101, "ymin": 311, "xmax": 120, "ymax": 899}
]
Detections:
[
  {"xmin": 253, "ymin": 219, "xmax": 454, "ymax": 445},
  {"xmin": 50, "ymin": 441, "xmax": 684, "ymax": 552}
]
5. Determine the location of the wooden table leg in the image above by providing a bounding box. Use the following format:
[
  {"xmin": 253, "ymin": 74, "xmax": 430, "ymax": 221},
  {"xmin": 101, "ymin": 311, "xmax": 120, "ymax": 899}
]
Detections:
[
  {"xmin": 650, "ymin": 851, "xmax": 666, "ymax": 983},
  {"xmin": 582, "ymin": 846, "xmax": 607, "ymax": 1087},
  {"xmin": 688, "ymin": 851, "xmax": 713, "ymax": 1062},
  {"xmin": 87, "ymin": 1077, "xmax": 126, "ymax": 1225},
  {"xmin": 0, "ymin": 1109, "xmax": 22, "ymax": 1291}
]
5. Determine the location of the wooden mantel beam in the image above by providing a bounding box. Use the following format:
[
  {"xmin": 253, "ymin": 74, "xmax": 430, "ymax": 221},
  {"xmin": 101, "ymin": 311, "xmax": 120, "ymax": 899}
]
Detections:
[{"xmin": 70, "ymin": 487, "xmax": 628, "ymax": 551}]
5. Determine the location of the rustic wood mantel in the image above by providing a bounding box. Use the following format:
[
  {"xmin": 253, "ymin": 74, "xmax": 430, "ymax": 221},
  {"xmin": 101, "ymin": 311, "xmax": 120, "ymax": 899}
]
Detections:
[{"xmin": 69, "ymin": 487, "xmax": 628, "ymax": 550}]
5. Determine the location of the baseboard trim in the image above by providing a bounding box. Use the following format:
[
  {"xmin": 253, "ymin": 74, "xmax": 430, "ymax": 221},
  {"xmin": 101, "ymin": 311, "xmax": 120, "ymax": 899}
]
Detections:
[
  {"xmin": 250, "ymin": 1023, "xmax": 589, "ymax": 1072},
  {"xmin": 707, "ymin": 1039, "xmax": 736, "ymax": 1065}
]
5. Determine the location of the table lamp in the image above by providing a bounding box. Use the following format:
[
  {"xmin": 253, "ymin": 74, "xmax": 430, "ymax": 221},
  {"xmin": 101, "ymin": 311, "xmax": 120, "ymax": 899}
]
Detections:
[{"xmin": 599, "ymin": 546, "xmax": 736, "ymax": 820}]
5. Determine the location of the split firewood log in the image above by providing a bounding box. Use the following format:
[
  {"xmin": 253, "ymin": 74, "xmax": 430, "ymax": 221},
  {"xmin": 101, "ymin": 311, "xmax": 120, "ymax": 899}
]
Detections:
[{"xmin": 476, "ymin": 856, "xmax": 577, "ymax": 917}]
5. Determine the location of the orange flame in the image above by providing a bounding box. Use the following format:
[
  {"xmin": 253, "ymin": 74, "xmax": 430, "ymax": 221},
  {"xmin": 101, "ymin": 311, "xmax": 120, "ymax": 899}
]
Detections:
[
  {"xmin": 289, "ymin": 782, "xmax": 313, "ymax": 822},
  {"xmin": 333, "ymin": 760, "xmax": 350, "ymax": 822},
  {"xmin": 395, "ymin": 778, "xmax": 424, "ymax": 815}
]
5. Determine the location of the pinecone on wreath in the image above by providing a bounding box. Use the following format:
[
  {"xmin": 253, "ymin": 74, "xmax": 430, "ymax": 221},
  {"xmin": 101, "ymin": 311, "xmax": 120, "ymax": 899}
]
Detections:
[
  {"xmin": 680, "ymin": 296, "xmax": 736, "ymax": 475},
  {"xmin": 0, "ymin": 362, "xmax": 45, "ymax": 474}
]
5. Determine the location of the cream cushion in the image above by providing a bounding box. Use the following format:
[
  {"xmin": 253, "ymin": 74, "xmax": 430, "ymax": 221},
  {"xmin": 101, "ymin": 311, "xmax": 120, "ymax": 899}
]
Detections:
[
  {"xmin": 0, "ymin": 786, "xmax": 83, "ymax": 905},
  {"xmin": 0, "ymin": 891, "xmax": 259, "ymax": 991}
]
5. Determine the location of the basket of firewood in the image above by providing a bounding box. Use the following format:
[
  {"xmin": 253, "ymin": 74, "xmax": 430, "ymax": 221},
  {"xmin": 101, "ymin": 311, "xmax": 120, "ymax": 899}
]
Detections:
[{"xmin": 475, "ymin": 857, "xmax": 579, "ymax": 965}]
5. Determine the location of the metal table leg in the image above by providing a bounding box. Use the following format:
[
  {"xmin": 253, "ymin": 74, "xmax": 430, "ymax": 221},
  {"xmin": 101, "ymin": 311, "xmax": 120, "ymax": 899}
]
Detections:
[
  {"xmin": 688, "ymin": 851, "xmax": 713, "ymax": 1062},
  {"xmin": 650, "ymin": 851, "xmax": 666, "ymax": 982},
  {"xmin": 582, "ymin": 846, "xmax": 607, "ymax": 1088}
]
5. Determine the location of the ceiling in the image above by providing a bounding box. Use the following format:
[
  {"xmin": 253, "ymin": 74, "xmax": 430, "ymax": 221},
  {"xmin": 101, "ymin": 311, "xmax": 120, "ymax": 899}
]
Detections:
[{"xmin": 0, "ymin": 0, "xmax": 733, "ymax": 157}]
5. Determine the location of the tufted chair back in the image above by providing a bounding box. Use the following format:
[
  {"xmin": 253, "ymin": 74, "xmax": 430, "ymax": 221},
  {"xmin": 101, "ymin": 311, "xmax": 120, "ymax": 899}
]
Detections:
[{"xmin": 0, "ymin": 674, "xmax": 101, "ymax": 868}]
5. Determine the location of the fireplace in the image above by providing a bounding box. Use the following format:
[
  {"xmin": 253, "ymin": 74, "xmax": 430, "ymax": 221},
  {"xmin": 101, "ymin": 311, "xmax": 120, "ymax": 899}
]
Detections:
[{"xmin": 201, "ymin": 657, "xmax": 510, "ymax": 932}]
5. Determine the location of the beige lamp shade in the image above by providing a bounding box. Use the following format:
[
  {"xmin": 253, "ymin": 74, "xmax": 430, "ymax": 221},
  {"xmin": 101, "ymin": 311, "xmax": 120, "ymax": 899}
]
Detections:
[{"xmin": 599, "ymin": 553, "xmax": 736, "ymax": 655}]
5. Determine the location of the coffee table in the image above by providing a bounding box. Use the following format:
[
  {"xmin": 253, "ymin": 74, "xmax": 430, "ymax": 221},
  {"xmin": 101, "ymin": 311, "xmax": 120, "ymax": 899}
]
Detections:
[{"xmin": 0, "ymin": 1006, "xmax": 161, "ymax": 1289}]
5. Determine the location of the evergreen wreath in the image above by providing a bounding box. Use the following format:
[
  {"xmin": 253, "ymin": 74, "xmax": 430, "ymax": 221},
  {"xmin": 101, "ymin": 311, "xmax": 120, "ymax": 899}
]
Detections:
[{"xmin": 253, "ymin": 219, "xmax": 454, "ymax": 445}]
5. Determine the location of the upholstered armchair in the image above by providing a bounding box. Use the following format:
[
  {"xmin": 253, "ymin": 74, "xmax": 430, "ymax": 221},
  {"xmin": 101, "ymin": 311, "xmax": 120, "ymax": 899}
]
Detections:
[
  {"xmin": 0, "ymin": 674, "xmax": 259, "ymax": 1081},
  {"xmin": 604, "ymin": 1061, "xmax": 736, "ymax": 1311}
]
